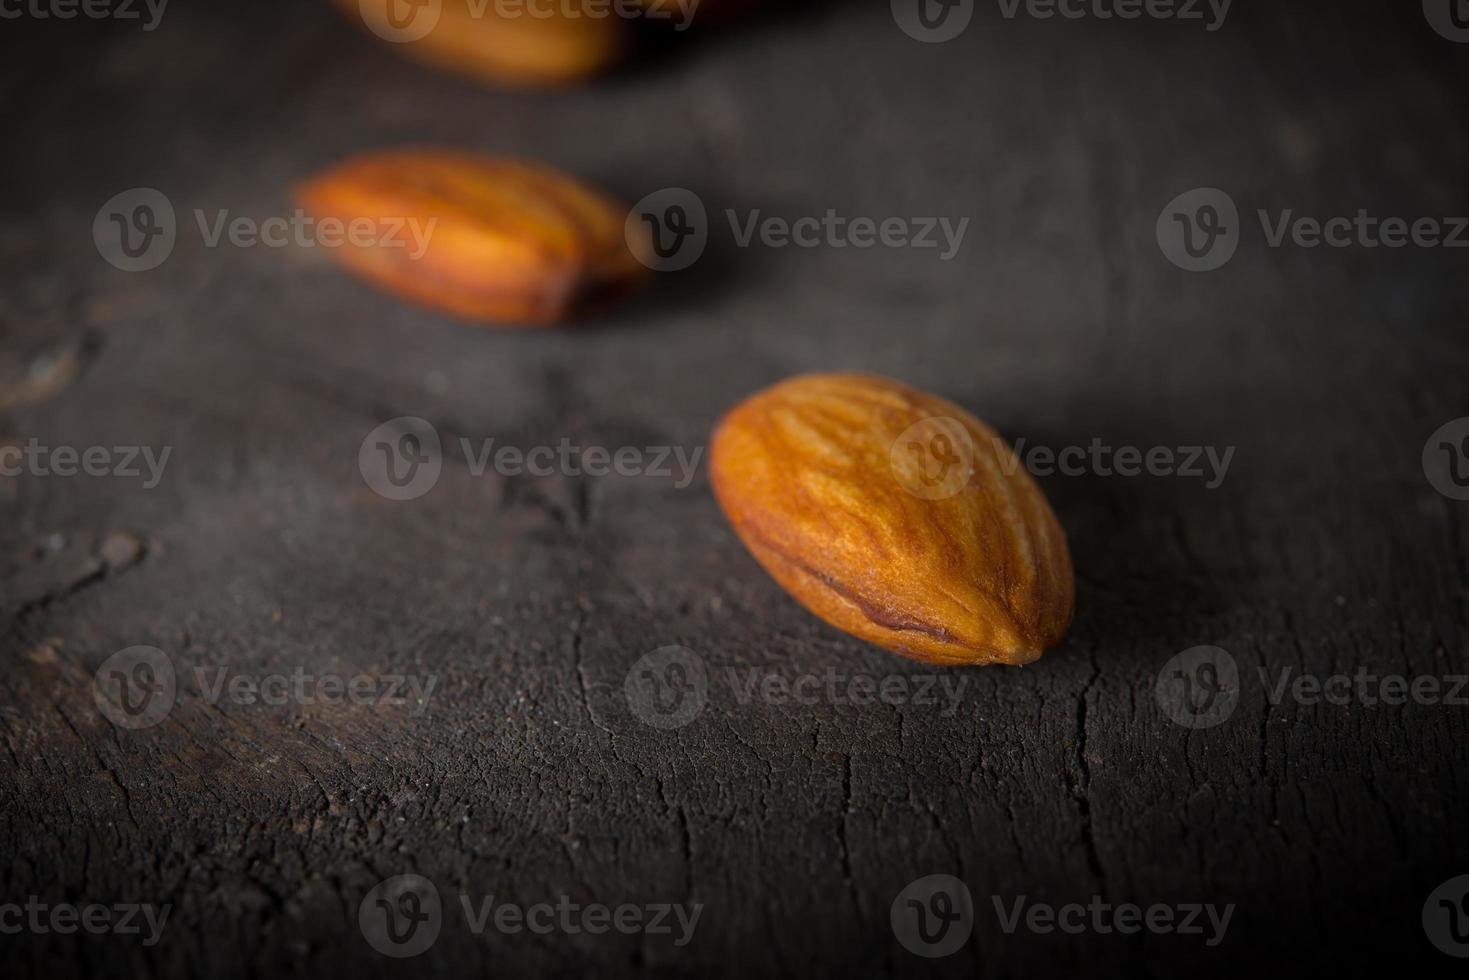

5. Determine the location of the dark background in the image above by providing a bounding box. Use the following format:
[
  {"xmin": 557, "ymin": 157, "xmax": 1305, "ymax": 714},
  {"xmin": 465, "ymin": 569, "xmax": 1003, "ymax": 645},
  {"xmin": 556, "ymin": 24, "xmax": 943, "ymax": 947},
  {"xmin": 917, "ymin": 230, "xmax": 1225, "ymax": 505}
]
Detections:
[{"xmin": 3, "ymin": 0, "xmax": 1469, "ymax": 976}]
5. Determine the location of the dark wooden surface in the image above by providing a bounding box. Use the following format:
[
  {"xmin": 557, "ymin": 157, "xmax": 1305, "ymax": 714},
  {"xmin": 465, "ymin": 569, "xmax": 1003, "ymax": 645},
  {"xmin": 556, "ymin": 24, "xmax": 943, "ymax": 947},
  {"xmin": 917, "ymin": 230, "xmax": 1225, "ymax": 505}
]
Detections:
[{"xmin": 3, "ymin": 1, "xmax": 1468, "ymax": 977}]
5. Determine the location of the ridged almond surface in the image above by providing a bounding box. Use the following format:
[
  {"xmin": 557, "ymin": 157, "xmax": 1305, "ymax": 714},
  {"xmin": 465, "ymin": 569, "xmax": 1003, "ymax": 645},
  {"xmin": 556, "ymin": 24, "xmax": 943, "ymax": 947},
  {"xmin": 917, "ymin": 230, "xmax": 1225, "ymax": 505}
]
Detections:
[
  {"xmin": 296, "ymin": 150, "xmax": 648, "ymax": 325},
  {"xmin": 710, "ymin": 373, "xmax": 1074, "ymax": 666},
  {"xmin": 343, "ymin": 0, "xmax": 626, "ymax": 85}
]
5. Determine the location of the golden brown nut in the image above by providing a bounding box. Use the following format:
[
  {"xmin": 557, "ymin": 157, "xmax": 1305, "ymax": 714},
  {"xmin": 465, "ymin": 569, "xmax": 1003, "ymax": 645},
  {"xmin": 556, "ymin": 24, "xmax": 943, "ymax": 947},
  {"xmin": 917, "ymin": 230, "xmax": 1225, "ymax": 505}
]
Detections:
[
  {"xmin": 296, "ymin": 149, "xmax": 648, "ymax": 326},
  {"xmin": 339, "ymin": 0, "xmax": 625, "ymax": 85},
  {"xmin": 710, "ymin": 373, "xmax": 1074, "ymax": 666},
  {"xmin": 342, "ymin": 0, "xmax": 626, "ymax": 86}
]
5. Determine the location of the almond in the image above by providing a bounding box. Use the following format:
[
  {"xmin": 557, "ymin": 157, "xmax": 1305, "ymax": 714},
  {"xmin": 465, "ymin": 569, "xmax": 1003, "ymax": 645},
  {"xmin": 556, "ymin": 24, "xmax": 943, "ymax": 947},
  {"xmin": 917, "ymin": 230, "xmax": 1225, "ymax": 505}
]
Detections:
[
  {"xmin": 343, "ymin": 0, "xmax": 626, "ymax": 86},
  {"xmin": 296, "ymin": 150, "xmax": 648, "ymax": 326},
  {"xmin": 710, "ymin": 373, "xmax": 1074, "ymax": 666}
]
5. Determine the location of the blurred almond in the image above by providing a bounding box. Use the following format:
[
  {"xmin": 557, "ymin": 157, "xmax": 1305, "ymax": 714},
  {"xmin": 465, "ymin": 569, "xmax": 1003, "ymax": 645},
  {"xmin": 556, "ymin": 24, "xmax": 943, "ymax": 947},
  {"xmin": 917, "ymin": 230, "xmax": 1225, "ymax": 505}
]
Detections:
[
  {"xmin": 296, "ymin": 149, "xmax": 648, "ymax": 325},
  {"xmin": 710, "ymin": 373, "xmax": 1074, "ymax": 666},
  {"xmin": 342, "ymin": 0, "xmax": 626, "ymax": 86}
]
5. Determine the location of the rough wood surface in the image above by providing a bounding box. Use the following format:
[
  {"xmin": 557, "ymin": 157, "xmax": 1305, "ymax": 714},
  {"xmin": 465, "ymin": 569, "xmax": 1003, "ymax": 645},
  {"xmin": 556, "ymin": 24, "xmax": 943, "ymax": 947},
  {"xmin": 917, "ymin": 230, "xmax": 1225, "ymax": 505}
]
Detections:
[{"xmin": 3, "ymin": 1, "xmax": 1468, "ymax": 977}]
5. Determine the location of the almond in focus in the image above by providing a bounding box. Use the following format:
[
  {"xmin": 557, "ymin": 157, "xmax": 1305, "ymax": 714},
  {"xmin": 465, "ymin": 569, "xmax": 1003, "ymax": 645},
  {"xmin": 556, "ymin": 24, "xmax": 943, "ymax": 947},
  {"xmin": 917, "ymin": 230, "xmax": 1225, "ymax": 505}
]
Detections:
[
  {"xmin": 343, "ymin": 0, "xmax": 626, "ymax": 86},
  {"xmin": 296, "ymin": 150, "xmax": 649, "ymax": 326},
  {"xmin": 710, "ymin": 373, "xmax": 1074, "ymax": 666}
]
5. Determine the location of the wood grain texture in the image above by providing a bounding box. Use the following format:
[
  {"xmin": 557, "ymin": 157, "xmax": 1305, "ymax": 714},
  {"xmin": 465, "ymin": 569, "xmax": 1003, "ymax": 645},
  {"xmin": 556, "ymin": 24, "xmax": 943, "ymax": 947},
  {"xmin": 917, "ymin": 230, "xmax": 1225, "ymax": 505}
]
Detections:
[{"xmin": 2, "ymin": 1, "xmax": 1467, "ymax": 977}]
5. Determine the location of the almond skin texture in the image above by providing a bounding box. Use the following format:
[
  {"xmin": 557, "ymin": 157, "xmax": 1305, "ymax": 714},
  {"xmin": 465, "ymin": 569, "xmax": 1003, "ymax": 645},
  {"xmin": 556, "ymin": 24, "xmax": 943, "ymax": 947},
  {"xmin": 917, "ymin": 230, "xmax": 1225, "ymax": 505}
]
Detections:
[
  {"xmin": 296, "ymin": 150, "xmax": 649, "ymax": 326},
  {"xmin": 710, "ymin": 374, "xmax": 1074, "ymax": 666},
  {"xmin": 342, "ymin": 0, "xmax": 626, "ymax": 86}
]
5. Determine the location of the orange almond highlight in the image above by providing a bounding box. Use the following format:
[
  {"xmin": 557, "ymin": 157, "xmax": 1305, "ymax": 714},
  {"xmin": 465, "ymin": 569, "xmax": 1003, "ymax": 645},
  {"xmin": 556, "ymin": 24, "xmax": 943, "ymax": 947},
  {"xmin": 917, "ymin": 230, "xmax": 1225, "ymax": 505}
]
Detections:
[
  {"xmin": 710, "ymin": 373, "xmax": 1074, "ymax": 666},
  {"xmin": 343, "ymin": 0, "xmax": 627, "ymax": 86},
  {"xmin": 296, "ymin": 150, "xmax": 649, "ymax": 326}
]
